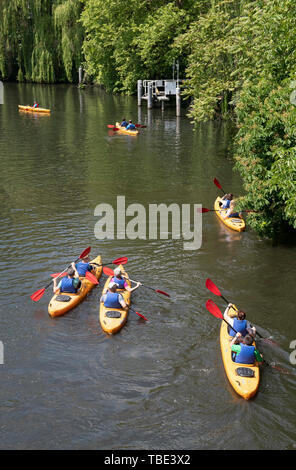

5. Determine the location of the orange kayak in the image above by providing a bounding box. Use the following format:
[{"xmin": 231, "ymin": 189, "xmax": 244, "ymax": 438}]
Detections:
[
  {"xmin": 48, "ymin": 254, "xmax": 102, "ymax": 317},
  {"xmin": 115, "ymin": 122, "xmax": 138, "ymax": 135},
  {"xmin": 18, "ymin": 105, "xmax": 51, "ymax": 114},
  {"xmin": 99, "ymin": 264, "xmax": 131, "ymax": 334},
  {"xmin": 220, "ymin": 305, "xmax": 260, "ymax": 399},
  {"xmin": 214, "ymin": 197, "xmax": 245, "ymax": 232}
]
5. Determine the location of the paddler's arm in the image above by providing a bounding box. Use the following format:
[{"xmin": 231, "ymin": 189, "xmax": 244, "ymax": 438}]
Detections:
[
  {"xmin": 53, "ymin": 278, "xmax": 62, "ymax": 294},
  {"xmin": 71, "ymin": 262, "xmax": 79, "ymax": 278},
  {"xmin": 254, "ymin": 349, "xmax": 263, "ymax": 364},
  {"xmin": 125, "ymin": 281, "xmax": 141, "ymax": 293},
  {"xmin": 118, "ymin": 294, "xmax": 128, "ymax": 310},
  {"xmin": 224, "ymin": 304, "xmax": 234, "ymax": 326},
  {"xmin": 230, "ymin": 332, "xmax": 242, "ymax": 347}
]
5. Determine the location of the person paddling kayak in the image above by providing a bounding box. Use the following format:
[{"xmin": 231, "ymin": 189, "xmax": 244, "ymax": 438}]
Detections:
[
  {"xmin": 53, "ymin": 263, "xmax": 81, "ymax": 294},
  {"xmin": 100, "ymin": 281, "xmax": 128, "ymax": 309},
  {"xmin": 224, "ymin": 303, "xmax": 256, "ymax": 338},
  {"xmin": 222, "ymin": 200, "xmax": 242, "ymax": 219},
  {"xmin": 219, "ymin": 193, "xmax": 233, "ymax": 209},
  {"xmin": 75, "ymin": 254, "xmax": 94, "ymax": 277},
  {"xmin": 120, "ymin": 118, "xmax": 128, "ymax": 127},
  {"xmin": 126, "ymin": 120, "xmax": 136, "ymax": 131},
  {"xmin": 231, "ymin": 333, "xmax": 263, "ymax": 365},
  {"xmin": 111, "ymin": 267, "xmax": 141, "ymax": 293},
  {"xmin": 32, "ymin": 101, "xmax": 39, "ymax": 108}
]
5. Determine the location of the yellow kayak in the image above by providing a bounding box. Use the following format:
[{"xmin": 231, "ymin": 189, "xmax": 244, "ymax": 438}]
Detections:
[
  {"xmin": 220, "ymin": 305, "xmax": 260, "ymax": 400},
  {"xmin": 48, "ymin": 254, "xmax": 103, "ymax": 317},
  {"xmin": 18, "ymin": 105, "xmax": 51, "ymax": 114},
  {"xmin": 214, "ymin": 197, "xmax": 245, "ymax": 232},
  {"xmin": 115, "ymin": 122, "xmax": 139, "ymax": 135},
  {"xmin": 99, "ymin": 264, "xmax": 131, "ymax": 334}
]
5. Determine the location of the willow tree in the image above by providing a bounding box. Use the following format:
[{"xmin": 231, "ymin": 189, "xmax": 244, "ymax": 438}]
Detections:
[
  {"xmin": 0, "ymin": 0, "xmax": 83, "ymax": 83},
  {"xmin": 53, "ymin": 0, "xmax": 84, "ymax": 82}
]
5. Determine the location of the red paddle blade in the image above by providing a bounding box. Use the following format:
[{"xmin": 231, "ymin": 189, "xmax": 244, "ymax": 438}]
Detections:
[
  {"xmin": 113, "ymin": 257, "xmax": 128, "ymax": 265},
  {"xmin": 79, "ymin": 246, "xmax": 91, "ymax": 259},
  {"xmin": 50, "ymin": 272, "xmax": 67, "ymax": 278},
  {"xmin": 205, "ymin": 278, "xmax": 222, "ymax": 297},
  {"xmin": 135, "ymin": 124, "xmax": 146, "ymax": 128},
  {"xmin": 213, "ymin": 178, "xmax": 222, "ymax": 190},
  {"xmin": 206, "ymin": 299, "xmax": 223, "ymax": 319},
  {"xmin": 133, "ymin": 309, "xmax": 148, "ymax": 321},
  {"xmin": 85, "ymin": 271, "xmax": 99, "ymax": 284},
  {"xmin": 31, "ymin": 288, "xmax": 46, "ymax": 302},
  {"xmin": 197, "ymin": 207, "xmax": 211, "ymax": 213},
  {"xmin": 107, "ymin": 124, "xmax": 115, "ymax": 128},
  {"xmin": 156, "ymin": 289, "xmax": 170, "ymax": 298},
  {"xmin": 103, "ymin": 266, "xmax": 114, "ymax": 276}
]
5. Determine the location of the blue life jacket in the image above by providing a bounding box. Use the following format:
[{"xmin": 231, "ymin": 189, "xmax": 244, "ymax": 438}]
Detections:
[
  {"xmin": 76, "ymin": 262, "xmax": 91, "ymax": 277},
  {"xmin": 112, "ymin": 276, "xmax": 125, "ymax": 289},
  {"xmin": 126, "ymin": 123, "xmax": 136, "ymax": 130},
  {"xmin": 222, "ymin": 199, "xmax": 231, "ymax": 209},
  {"xmin": 104, "ymin": 292, "xmax": 122, "ymax": 308},
  {"xmin": 121, "ymin": 121, "xmax": 128, "ymax": 127},
  {"xmin": 229, "ymin": 318, "xmax": 248, "ymax": 337},
  {"xmin": 234, "ymin": 344, "xmax": 256, "ymax": 364},
  {"xmin": 228, "ymin": 211, "xmax": 240, "ymax": 218},
  {"xmin": 60, "ymin": 277, "xmax": 78, "ymax": 294}
]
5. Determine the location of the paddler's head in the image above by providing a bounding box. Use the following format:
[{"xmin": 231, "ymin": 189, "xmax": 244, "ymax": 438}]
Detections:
[
  {"xmin": 237, "ymin": 310, "xmax": 246, "ymax": 320},
  {"xmin": 82, "ymin": 255, "xmax": 90, "ymax": 263},
  {"xmin": 114, "ymin": 267, "xmax": 122, "ymax": 278},
  {"xmin": 244, "ymin": 335, "xmax": 253, "ymax": 346},
  {"xmin": 67, "ymin": 267, "xmax": 75, "ymax": 278},
  {"xmin": 108, "ymin": 281, "xmax": 117, "ymax": 293}
]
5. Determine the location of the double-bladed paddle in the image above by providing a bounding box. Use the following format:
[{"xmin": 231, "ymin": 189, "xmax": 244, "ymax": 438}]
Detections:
[
  {"xmin": 198, "ymin": 208, "xmax": 257, "ymax": 214},
  {"xmin": 30, "ymin": 246, "xmax": 91, "ymax": 302},
  {"xmin": 205, "ymin": 278, "xmax": 278, "ymax": 346},
  {"xmin": 102, "ymin": 267, "xmax": 170, "ymax": 298}
]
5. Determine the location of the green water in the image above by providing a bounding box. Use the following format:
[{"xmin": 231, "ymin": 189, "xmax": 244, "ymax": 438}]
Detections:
[{"xmin": 0, "ymin": 83, "xmax": 295, "ymax": 450}]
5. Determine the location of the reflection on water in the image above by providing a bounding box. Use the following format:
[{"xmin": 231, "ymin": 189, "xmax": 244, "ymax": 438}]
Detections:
[{"xmin": 0, "ymin": 83, "xmax": 295, "ymax": 450}]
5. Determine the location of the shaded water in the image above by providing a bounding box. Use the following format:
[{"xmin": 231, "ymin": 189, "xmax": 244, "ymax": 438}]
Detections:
[{"xmin": 0, "ymin": 83, "xmax": 295, "ymax": 450}]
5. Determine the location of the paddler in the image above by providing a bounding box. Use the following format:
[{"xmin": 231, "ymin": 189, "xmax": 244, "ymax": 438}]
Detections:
[
  {"xmin": 32, "ymin": 101, "xmax": 39, "ymax": 108},
  {"xmin": 100, "ymin": 281, "xmax": 128, "ymax": 310},
  {"xmin": 222, "ymin": 200, "xmax": 242, "ymax": 219},
  {"xmin": 224, "ymin": 303, "xmax": 256, "ymax": 338},
  {"xmin": 53, "ymin": 263, "xmax": 81, "ymax": 294},
  {"xmin": 126, "ymin": 120, "xmax": 136, "ymax": 131},
  {"xmin": 120, "ymin": 118, "xmax": 128, "ymax": 127},
  {"xmin": 111, "ymin": 267, "xmax": 141, "ymax": 293},
  {"xmin": 219, "ymin": 193, "xmax": 233, "ymax": 209},
  {"xmin": 230, "ymin": 333, "xmax": 263, "ymax": 365},
  {"xmin": 75, "ymin": 254, "xmax": 94, "ymax": 277}
]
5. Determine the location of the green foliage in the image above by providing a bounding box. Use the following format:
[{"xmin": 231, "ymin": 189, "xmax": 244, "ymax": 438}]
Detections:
[
  {"xmin": 81, "ymin": 0, "xmax": 198, "ymax": 93},
  {"xmin": 177, "ymin": 0, "xmax": 296, "ymax": 240},
  {"xmin": 0, "ymin": 0, "xmax": 83, "ymax": 83}
]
